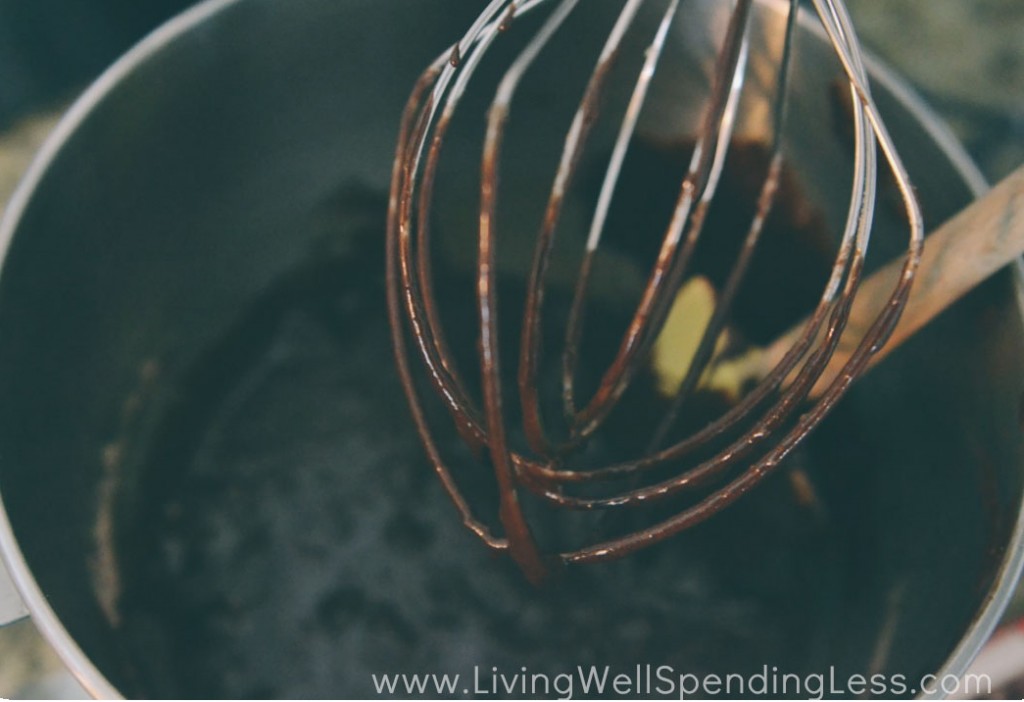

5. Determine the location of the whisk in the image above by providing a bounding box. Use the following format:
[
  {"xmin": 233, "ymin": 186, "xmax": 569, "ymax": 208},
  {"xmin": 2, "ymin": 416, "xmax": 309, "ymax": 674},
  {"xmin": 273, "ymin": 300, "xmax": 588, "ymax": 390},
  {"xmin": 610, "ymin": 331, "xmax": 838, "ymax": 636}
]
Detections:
[{"xmin": 385, "ymin": 0, "xmax": 923, "ymax": 584}]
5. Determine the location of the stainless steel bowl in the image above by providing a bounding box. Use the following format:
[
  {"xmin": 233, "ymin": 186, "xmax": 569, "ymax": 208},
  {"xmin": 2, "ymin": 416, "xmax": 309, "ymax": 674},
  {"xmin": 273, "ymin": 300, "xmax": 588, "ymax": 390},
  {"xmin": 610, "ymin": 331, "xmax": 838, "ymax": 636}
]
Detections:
[{"xmin": 0, "ymin": 0, "xmax": 1021, "ymax": 697}]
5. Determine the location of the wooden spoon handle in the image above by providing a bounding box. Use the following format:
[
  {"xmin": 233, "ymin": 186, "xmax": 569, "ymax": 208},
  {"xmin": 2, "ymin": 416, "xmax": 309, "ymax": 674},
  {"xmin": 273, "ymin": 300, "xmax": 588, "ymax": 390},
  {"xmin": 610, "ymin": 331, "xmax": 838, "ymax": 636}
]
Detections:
[{"xmin": 765, "ymin": 163, "xmax": 1024, "ymax": 398}]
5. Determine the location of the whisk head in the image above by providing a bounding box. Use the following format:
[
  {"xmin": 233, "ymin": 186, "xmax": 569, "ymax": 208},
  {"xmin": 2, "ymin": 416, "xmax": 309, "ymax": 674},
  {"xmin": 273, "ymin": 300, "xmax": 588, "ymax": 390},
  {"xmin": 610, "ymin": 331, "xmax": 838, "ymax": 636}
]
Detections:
[{"xmin": 386, "ymin": 0, "xmax": 922, "ymax": 583}]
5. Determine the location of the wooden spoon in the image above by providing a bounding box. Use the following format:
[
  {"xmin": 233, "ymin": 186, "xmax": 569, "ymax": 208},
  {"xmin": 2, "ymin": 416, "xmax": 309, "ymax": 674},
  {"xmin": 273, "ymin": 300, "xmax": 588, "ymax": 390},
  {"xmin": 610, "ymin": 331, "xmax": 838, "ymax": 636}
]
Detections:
[{"xmin": 659, "ymin": 164, "xmax": 1024, "ymax": 399}]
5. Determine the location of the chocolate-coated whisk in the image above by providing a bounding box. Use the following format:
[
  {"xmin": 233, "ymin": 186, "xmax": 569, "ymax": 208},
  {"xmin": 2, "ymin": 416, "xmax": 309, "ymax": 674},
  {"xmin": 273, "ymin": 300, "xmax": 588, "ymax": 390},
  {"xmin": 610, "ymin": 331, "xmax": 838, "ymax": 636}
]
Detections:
[{"xmin": 386, "ymin": 0, "xmax": 923, "ymax": 583}]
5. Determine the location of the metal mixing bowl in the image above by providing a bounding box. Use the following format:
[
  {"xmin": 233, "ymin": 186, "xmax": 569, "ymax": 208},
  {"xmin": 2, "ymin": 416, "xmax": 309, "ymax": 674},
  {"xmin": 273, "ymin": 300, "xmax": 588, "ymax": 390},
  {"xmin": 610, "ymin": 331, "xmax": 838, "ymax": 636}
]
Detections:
[{"xmin": 0, "ymin": 0, "xmax": 1021, "ymax": 697}]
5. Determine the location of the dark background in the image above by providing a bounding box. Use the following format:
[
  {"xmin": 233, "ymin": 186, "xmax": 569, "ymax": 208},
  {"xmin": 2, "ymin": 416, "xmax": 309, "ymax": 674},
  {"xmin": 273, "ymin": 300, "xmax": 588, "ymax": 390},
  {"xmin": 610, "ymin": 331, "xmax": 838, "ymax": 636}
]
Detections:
[
  {"xmin": 0, "ymin": 0, "xmax": 197, "ymax": 128},
  {"xmin": 0, "ymin": 0, "xmax": 1018, "ymax": 177}
]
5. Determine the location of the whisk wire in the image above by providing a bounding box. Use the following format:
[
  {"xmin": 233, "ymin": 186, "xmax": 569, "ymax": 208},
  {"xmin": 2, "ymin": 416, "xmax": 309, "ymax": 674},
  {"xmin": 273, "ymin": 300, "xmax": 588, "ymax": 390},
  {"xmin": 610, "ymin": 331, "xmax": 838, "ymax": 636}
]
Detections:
[
  {"xmin": 519, "ymin": 0, "xmax": 644, "ymax": 457},
  {"xmin": 564, "ymin": 0, "xmax": 755, "ymax": 442},
  {"xmin": 557, "ymin": 0, "xmax": 682, "ymax": 424}
]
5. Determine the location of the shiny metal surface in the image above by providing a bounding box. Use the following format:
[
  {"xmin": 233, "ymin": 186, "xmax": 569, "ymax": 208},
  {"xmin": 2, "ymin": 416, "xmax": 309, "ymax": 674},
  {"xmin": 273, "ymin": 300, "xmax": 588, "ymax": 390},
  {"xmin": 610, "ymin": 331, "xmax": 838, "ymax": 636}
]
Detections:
[{"xmin": 0, "ymin": 561, "xmax": 26, "ymax": 626}]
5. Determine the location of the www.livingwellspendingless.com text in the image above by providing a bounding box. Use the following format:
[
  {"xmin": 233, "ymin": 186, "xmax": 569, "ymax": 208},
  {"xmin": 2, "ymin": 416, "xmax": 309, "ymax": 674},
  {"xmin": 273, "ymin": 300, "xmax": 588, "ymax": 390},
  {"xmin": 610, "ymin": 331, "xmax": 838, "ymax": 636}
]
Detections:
[{"xmin": 371, "ymin": 664, "xmax": 991, "ymax": 699}]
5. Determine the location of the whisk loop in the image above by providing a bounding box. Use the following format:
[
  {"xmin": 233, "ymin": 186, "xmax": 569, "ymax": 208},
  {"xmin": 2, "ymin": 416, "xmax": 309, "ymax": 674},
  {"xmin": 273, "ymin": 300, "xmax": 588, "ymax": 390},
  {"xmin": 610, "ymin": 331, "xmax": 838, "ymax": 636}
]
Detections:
[{"xmin": 386, "ymin": 0, "xmax": 923, "ymax": 583}]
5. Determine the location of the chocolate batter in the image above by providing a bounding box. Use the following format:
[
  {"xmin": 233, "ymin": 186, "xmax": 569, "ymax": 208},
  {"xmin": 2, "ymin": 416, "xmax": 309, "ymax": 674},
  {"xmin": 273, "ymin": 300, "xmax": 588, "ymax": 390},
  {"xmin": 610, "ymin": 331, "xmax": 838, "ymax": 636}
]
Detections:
[{"xmin": 113, "ymin": 144, "xmax": 881, "ymax": 698}]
